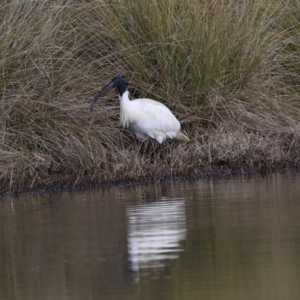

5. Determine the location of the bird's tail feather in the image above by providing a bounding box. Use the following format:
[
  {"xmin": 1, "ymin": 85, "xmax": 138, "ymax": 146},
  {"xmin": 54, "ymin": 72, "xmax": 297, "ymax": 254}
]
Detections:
[{"xmin": 174, "ymin": 131, "xmax": 189, "ymax": 143}]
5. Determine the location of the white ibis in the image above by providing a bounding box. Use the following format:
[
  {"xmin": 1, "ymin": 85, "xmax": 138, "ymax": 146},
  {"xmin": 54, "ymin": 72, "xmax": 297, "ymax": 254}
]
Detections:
[{"xmin": 91, "ymin": 75, "xmax": 189, "ymax": 144}]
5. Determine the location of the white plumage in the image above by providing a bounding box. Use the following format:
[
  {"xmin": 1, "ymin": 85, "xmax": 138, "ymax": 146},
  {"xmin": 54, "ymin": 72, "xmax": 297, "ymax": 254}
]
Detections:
[{"xmin": 91, "ymin": 75, "xmax": 189, "ymax": 144}]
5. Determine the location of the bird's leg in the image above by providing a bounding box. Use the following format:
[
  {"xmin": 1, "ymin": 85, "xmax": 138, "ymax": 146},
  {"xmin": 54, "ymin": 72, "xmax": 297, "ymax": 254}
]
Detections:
[
  {"xmin": 158, "ymin": 143, "xmax": 164, "ymax": 159},
  {"xmin": 158, "ymin": 143, "xmax": 168, "ymax": 159},
  {"xmin": 138, "ymin": 140, "xmax": 166, "ymax": 160},
  {"xmin": 145, "ymin": 140, "xmax": 161, "ymax": 163},
  {"xmin": 149, "ymin": 140, "xmax": 156, "ymax": 159},
  {"xmin": 139, "ymin": 142, "xmax": 145, "ymax": 154},
  {"xmin": 159, "ymin": 141, "xmax": 172, "ymax": 159},
  {"xmin": 139, "ymin": 140, "xmax": 152, "ymax": 156}
]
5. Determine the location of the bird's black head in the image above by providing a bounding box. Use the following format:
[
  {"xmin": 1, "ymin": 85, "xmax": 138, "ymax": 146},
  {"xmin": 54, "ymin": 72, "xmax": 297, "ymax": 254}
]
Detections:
[{"xmin": 90, "ymin": 75, "xmax": 127, "ymax": 111}]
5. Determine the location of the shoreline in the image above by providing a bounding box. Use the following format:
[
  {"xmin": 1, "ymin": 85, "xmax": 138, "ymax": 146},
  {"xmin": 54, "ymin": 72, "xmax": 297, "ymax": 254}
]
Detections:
[{"xmin": 1, "ymin": 163, "xmax": 298, "ymax": 198}]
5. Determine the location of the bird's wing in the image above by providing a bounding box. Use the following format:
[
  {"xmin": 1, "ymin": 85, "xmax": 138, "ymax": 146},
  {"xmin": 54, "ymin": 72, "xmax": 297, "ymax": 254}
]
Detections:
[{"xmin": 132, "ymin": 99, "xmax": 180, "ymax": 132}]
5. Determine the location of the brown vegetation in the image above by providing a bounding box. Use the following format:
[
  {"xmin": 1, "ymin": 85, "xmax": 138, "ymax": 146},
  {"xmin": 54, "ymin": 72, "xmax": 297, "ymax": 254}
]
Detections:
[{"xmin": 1, "ymin": 0, "xmax": 300, "ymax": 194}]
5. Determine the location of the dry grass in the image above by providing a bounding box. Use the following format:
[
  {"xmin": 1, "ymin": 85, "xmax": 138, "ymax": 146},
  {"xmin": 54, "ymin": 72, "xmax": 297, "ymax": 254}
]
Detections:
[{"xmin": 1, "ymin": 0, "xmax": 300, "ymax": 194}]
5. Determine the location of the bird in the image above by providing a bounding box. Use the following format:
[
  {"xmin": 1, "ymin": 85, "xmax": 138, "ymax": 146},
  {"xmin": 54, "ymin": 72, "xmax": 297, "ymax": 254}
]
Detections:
[{"xmin": 91, "ymin": 75, "xmax": 189, "ymax": 144}]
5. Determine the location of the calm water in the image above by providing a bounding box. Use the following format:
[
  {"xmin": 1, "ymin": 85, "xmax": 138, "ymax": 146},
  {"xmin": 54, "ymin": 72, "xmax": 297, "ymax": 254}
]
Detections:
[{"xmin": 1, "ymin": 173, "xmax": 300, "ymax": 300}]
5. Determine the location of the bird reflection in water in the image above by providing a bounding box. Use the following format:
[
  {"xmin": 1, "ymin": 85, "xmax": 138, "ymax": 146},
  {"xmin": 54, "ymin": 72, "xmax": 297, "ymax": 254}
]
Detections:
[{"xmin": 126, "ymin": 199, "xmax": 187, "ymax": 276}]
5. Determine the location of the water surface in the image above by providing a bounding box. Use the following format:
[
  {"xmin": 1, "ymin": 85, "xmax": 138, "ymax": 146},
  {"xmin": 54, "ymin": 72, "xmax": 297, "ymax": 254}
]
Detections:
[{"xmin": 1, "ymin": 172, "xmax": 300, "ymax": 300}]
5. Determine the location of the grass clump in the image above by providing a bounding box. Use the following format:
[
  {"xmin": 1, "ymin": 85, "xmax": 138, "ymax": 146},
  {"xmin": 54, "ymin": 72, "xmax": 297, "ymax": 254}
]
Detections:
[{"xmin": 1, "ymin": 0, "xmax": 300, "ymax": 194}]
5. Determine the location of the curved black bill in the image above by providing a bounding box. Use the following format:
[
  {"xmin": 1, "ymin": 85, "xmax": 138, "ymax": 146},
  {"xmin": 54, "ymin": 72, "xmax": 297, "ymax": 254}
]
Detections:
[{"xmin": 90, "ymin": 81, "xmax": 115, "ymax": 111}]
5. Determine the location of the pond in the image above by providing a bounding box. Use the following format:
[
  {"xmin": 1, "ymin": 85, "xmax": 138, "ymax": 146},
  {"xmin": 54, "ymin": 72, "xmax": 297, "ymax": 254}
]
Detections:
[{"xmin": 1, "ymin": 172, "xmax": 300, "ymax": 300}]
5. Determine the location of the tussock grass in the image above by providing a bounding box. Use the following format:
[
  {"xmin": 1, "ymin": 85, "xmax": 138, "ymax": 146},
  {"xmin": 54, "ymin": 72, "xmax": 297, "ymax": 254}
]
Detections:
[{"xmin": 1, "ymin": 0, "xmax": 300, "ymax": 194}]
